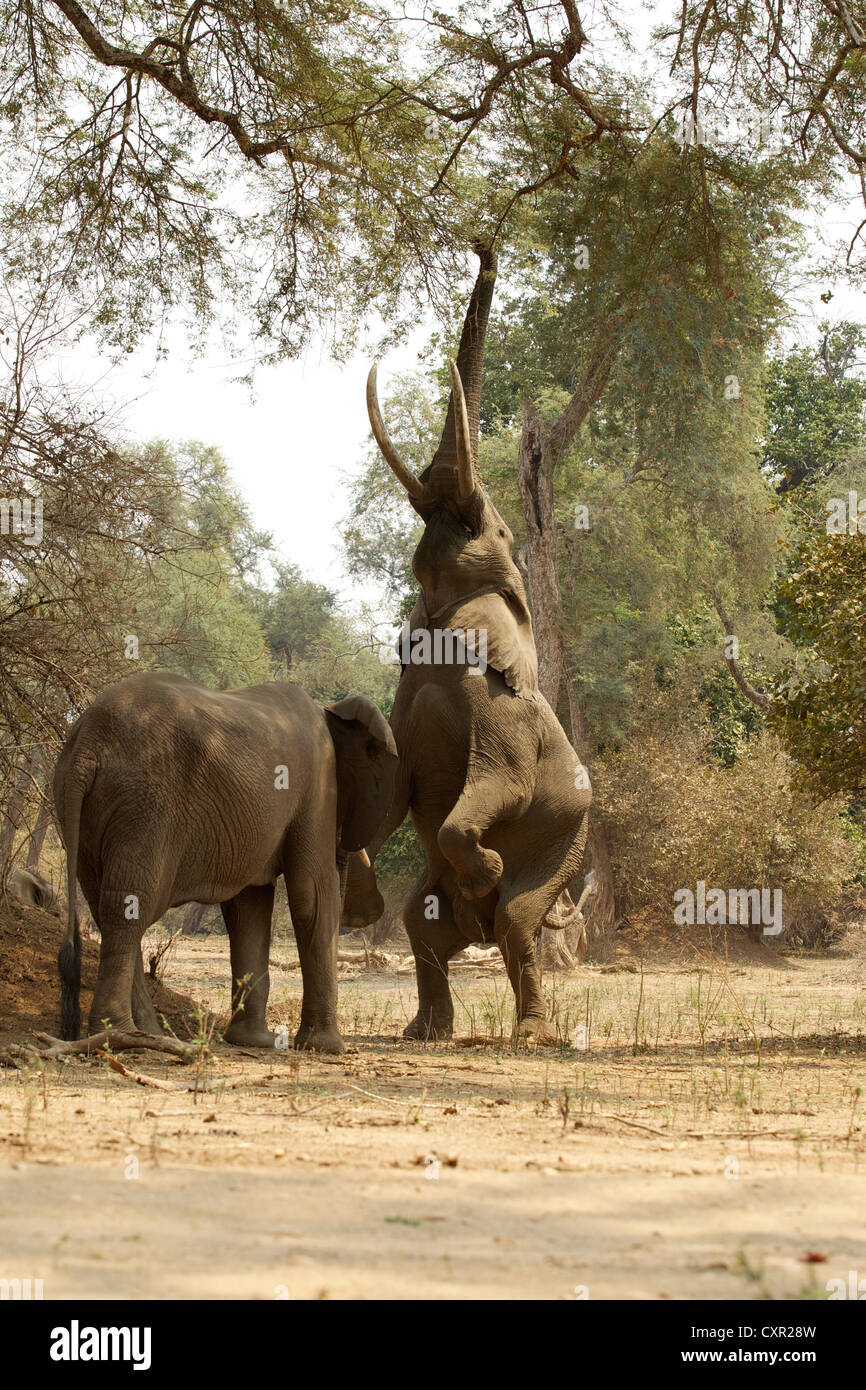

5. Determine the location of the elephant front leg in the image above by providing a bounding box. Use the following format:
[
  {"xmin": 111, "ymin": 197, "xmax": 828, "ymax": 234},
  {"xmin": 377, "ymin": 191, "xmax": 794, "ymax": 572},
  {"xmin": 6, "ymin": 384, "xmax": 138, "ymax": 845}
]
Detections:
[
  {"xmin": 287, "ymin": 866, "xmax": 344, "ymax": 1054},
  {"xmin": 222, "ymin": 884, "xmax": 276, "ymax": 1048}
]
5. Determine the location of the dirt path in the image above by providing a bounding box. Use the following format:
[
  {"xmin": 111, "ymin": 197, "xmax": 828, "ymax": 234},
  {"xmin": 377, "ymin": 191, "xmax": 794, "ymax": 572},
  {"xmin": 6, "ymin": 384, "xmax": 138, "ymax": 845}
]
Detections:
[{"xmin": 2, "ymin": 935, "xmax": 866, "ymax": 1299}]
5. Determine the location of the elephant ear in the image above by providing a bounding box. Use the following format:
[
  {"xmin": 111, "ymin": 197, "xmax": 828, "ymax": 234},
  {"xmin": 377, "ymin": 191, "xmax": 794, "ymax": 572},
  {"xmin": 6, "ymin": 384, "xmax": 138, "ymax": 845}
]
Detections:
[
  {"xmin": 447, "ymin": 592, "xmax": 539, "ymax": 699},
  {"xmin": 324, "ymin": 696, "xmax": 397, "ymax": 756}
]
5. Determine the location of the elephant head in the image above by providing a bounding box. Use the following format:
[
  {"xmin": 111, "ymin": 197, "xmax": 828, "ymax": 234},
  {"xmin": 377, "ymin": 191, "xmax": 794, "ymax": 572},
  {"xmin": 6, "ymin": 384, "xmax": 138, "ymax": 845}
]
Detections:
[
  {"xmin": 6, "ymin": 865, "xmax": 66, "ymax": 921},
  {"xmin": 366, "ymin": 245, "xmax": 538, "ymax": 696},
  {"xmin": 324, "ymin": 696, "xmax": 398, "ymax": 853}
]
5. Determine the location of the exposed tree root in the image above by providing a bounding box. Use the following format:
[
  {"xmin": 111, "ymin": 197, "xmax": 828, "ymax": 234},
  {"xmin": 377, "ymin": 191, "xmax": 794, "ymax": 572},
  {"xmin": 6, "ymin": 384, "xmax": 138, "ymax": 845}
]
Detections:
[{"xmin": 26, "ymin": 1029, "xmax": 204, "ymax": 1064}]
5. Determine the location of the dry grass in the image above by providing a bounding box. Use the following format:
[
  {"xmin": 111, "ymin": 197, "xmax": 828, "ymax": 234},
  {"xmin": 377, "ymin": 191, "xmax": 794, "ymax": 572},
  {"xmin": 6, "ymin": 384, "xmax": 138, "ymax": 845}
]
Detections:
[{"xmin": 2, "ymin": 927, "xmax": 866, "ymax": 1300}]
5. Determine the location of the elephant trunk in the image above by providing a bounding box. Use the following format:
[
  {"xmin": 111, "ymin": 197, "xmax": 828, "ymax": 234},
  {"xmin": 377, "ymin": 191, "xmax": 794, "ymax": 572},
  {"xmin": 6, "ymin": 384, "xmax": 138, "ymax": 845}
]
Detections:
[{"xmin": 431, "ymin": 244, "xmax": 498, "ymax": 478}]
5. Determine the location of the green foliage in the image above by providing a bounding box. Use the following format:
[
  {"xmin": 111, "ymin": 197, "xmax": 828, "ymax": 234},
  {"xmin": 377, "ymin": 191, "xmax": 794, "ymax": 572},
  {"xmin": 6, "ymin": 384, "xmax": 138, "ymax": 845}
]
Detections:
[
  {"xmin": 696, "ymin": 661, "xmax": 766, "ymax": 767},
  {"xmin": 289, "ymin": 615, "xmax": 396, "ymax": 710},
  {"xmin": 770, "ymin": 534, "xmax": 866, "ymax": 796},
  {"xmin": 244, "ymin": 562, "xmax": 336, "ymax": 674},
  {"xmin": 763, "ymin": 323, "xmax": 866, "ymax": 496},
  {"xmin": 138, "ymin": 549, "xmax": 272, "ymax": 689},
  {"xmin": 373, "ymin": 818, "xmax": 425, "ymax": 888}
]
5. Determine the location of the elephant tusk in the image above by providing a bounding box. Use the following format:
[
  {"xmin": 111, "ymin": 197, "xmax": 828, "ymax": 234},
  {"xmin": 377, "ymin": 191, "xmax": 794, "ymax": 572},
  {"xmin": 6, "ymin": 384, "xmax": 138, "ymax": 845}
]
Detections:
[
  {"xmin": 358, "ymin": 848, "xmax": 371, "ymax": 868},
  {"xmin": 366, "ymin": 365, "xmax": 425, "ymax": 499},
  {"xmin": 449, "ymin": 359, "xmax": 477, "ymax": 500}
]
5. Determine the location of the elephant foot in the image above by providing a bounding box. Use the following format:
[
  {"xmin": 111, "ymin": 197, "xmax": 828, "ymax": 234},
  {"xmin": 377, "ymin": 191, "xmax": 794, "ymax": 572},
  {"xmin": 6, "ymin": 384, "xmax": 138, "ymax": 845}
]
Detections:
[
  {"xmin": 516, "ymin": 1015, "xmax": 558, "ymax": 1045},
  {"xmin": 224, "ymin": 1020, "xmax": 277, "ymax": 1048},
  {"xmin": 294, "ymin": 1025, "xmax": 345, "ymax": 1055},
  {"xmin": 456, "ymin": 847, "xmax": 503, "ymax": 901},
  {"xmin": 403, "ymin": 1011, "xmax": 453, "ymax": 1041},
  {"xmin": 132, "ymin": 991, "xmax": 164, "ymax": 1037}
]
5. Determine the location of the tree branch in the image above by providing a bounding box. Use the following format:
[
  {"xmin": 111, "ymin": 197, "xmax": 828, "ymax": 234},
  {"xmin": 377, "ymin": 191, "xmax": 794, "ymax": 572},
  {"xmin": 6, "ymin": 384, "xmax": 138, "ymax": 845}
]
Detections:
[
  {"xmin": 49, "ymin": 0, "xmax": 346, "ymax": 173},
  {"xmin": 710, "ymin": 590, "xmax": 772, "ymax": 711}
]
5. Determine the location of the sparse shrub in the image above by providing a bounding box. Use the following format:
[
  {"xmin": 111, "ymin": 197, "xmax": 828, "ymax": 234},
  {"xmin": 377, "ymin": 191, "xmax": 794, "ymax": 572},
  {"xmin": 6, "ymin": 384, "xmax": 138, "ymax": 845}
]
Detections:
[
  {"xmin": 146, "ymin": 926, "xmax": 182, "ymax": 981},
  {"xmin": 783, "ymin": 892, "xmax": 866, "ymax": 952},
  {"xmin": 594, "ymin": 690, "xmax": 860, "ymax": 943}
]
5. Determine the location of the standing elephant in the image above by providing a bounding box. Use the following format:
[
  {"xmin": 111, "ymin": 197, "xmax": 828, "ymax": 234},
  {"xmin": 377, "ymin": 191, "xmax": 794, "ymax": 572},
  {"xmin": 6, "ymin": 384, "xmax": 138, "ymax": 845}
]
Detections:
[
  {"xmin": 343, "ymin": 246, "xmax": 591, "ymax": 1042},
  {"xmin": 54, "ymin": 673, "xmax": 397, "ymax": 1052}
]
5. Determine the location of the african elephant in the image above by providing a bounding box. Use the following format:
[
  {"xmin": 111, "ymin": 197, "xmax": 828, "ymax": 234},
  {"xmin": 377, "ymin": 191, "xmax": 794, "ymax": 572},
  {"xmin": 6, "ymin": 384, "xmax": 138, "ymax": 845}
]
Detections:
[
  {"xmin": 5, "ymin": 865, "xmax": 65, "ymax": 920},
  {"xmin": 343, "ymin": 246, "xmax": 591, "ymax": 1042},
  {"xmin": 53, "ymin": 673, "xmax": 397, "ymax": 1052}
]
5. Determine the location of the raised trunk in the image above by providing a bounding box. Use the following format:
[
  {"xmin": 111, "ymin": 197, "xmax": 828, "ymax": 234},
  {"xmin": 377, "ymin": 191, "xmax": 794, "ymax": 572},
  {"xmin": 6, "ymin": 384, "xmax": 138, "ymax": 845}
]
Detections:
[{"xmin": 432, "ymin": 245, "xmax": 498, "ymax": 469}]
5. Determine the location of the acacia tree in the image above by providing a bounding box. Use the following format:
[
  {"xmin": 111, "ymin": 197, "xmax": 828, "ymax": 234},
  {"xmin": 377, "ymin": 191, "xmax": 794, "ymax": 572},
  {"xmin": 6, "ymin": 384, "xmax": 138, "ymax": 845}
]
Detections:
[
  {"xmin": 0, "ymin": 0, "xmax": 632, "ymax": 356},
  {"xmin": 667, "ymin": 0, "xmax": 866, "ymax": 268}
]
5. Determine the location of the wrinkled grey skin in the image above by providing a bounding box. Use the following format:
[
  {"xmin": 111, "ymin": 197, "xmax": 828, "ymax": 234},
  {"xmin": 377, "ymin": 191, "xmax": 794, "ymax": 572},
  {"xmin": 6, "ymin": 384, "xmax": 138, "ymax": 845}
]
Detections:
[
  {"xmin": 6, "ymin": 865, "xmax": 66, "ymax": 920},
  {"xmin": 54, "ymin": 673, "xmax": 397, "ymax": 1052},
  {"xmin": 343, "ymin": 248, "xmax": 591, "ymax": 1042}
]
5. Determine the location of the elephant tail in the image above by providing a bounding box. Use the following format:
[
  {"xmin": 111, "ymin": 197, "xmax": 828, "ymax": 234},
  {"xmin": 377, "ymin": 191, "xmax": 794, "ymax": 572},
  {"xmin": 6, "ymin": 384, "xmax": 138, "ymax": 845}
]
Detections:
[{"xmin": 57, "ymin": 752, "xmax": 96, "ymax": 1041}]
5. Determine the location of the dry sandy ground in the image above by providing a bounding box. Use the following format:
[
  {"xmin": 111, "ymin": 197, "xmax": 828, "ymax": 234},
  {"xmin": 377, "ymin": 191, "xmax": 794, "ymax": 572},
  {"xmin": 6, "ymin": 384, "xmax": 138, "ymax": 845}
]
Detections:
[{"xmin": 2, "ymin": 929, "xmax": 866, "ymax": 1300}]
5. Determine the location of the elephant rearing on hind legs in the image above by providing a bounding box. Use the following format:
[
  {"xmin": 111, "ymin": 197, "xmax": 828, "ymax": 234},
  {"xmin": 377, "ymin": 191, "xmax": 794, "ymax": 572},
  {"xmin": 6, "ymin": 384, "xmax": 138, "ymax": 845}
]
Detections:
[
  {"xmin": 343, "ymin": 246, "xmax": 591, "ymax": 1043},
  {"xmin": 53, "ymin": 674, "xmax": 396, "ymax": 1052}
]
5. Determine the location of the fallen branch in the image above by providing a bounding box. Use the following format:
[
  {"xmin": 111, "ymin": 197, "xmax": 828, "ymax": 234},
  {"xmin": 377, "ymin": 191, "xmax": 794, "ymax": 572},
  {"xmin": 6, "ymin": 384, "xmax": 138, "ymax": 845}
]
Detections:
[
  {"xmin": 102, "ymin": 1054, "xmax": 178, "ymax": 1090},
  {"xmin": 602, "ymin": 1112, "xmax": 670, "ymax": 1137},
  {"xmin": 33, "ymin": 1029, "xmax": 204, "ymax": 1063},
  {"xmin": 344, "ymin": 1082, "xmax": 441, "ymax": 1109},
  {"xmin": 0, "ymin": 1043, "xmax": 44, "ymax": 1069}
]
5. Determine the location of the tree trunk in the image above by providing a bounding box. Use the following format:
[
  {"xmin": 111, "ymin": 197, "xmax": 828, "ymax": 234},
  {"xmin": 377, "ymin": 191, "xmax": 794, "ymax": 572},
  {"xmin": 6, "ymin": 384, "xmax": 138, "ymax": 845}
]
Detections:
[
  {"xmin": 26, "ymin": 795, "xmax": 52, "ymax": 871},
  {"xmin": 181, "ymin": 901, "xmax": 207, "ymax": 935},
  {"xmin": 516, "ymin": 403, "xmax": 568, "ymax": 706},
  {"xmin": 0, "ymin": 760, "xmax": 33, "ymax": 872},
  {"xmin": 564, "ymin": 671, "xmax": 616, "ymax": 955},
  {"xmin": 516, "ymin": 398, "xmax": 618, "ymax": 960}
]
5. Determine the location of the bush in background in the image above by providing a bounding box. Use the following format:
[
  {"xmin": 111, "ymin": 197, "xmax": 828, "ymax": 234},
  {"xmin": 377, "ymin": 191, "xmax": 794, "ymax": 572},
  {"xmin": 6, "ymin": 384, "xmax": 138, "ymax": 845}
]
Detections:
[{"xmin": 594, "ymin": 689, "xmax": 859, "ymax": 946}]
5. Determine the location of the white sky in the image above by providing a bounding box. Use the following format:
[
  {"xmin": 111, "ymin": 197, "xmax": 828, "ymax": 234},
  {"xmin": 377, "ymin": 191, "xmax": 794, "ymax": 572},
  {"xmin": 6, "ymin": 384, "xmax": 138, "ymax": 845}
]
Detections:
[{"xmin": 103, "ymin": 329, "xmax": 427, "ymax": 608}]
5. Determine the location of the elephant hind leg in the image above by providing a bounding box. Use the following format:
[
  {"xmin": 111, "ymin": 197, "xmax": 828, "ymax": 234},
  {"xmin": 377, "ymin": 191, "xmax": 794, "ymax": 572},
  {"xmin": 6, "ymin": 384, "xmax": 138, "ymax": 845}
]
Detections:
[
  {"xmin": 89, "ymin": 887, "xmax": 155, "ymax": 1036},
  {"xmin": 494, "ymin": 815, "xmax": 590, "ymax": 1044},
  {"xmin": 402, "ymin": 881, "xmax": 465, "ymax": 1040},
  {"xmin": 222, "ymin": 883, "xmax": 276, "ymax": 1048}
]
